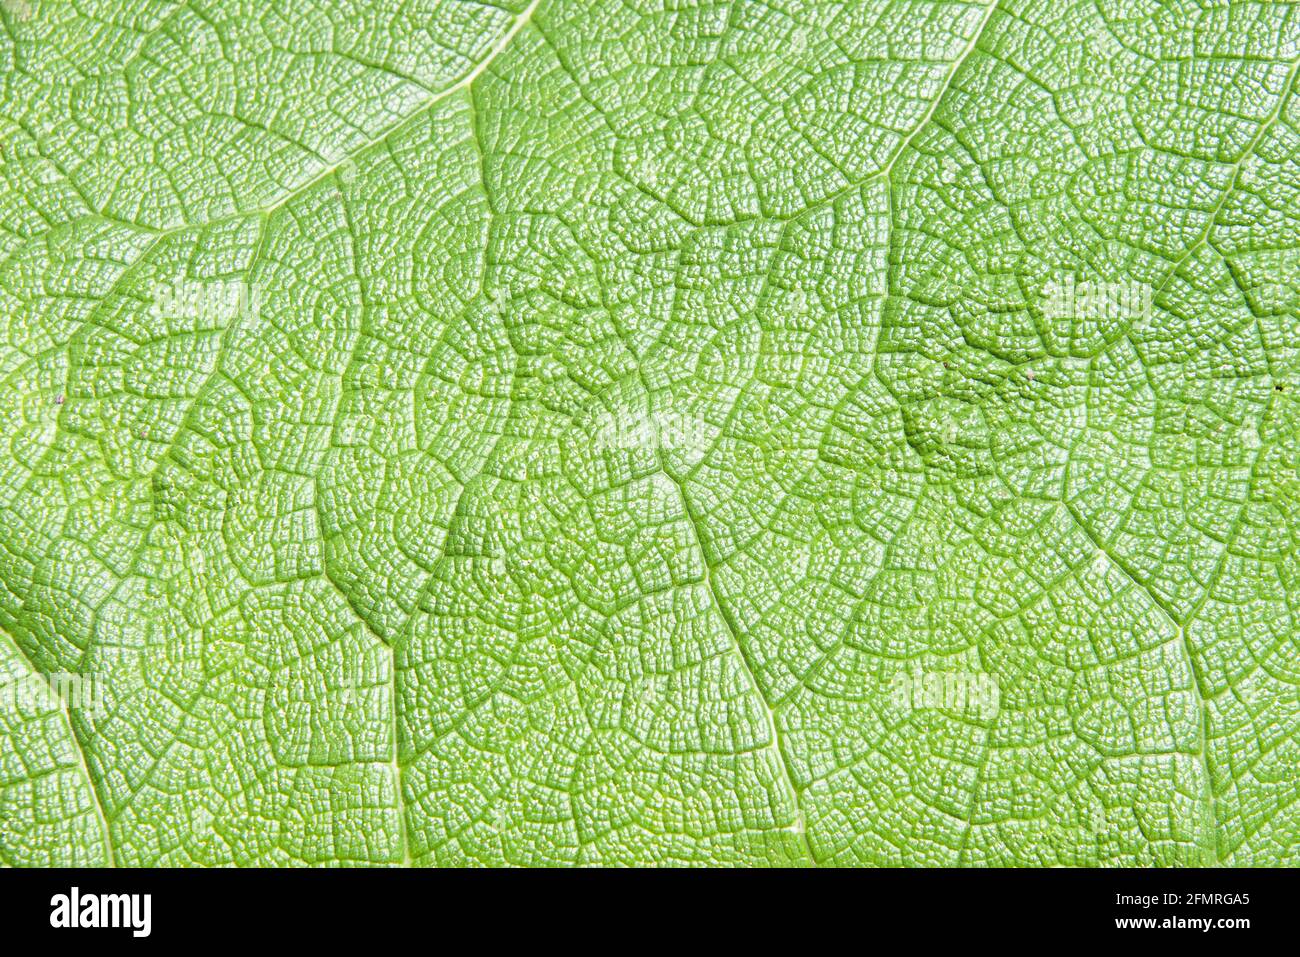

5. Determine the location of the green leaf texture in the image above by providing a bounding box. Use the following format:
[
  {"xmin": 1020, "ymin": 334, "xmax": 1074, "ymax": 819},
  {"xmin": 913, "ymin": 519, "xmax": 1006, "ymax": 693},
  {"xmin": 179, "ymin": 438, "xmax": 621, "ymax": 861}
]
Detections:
[{"xmin": 1, "ymin": 0, "xmax": 1298, "ymax": 866}]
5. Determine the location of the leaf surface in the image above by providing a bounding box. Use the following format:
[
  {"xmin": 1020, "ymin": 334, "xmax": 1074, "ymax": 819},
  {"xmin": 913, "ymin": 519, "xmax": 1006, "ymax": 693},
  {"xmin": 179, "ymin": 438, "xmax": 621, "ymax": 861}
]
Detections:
[{"xmin": 1, "ymin": 0, "xmax": 1298, "ymax": 866}]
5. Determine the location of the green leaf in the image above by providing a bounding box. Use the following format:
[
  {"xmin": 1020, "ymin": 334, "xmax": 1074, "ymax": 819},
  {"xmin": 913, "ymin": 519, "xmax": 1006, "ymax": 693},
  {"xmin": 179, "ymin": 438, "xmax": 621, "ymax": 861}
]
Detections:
[{"xmin": 1, "ymin": 0, "xmax": 1298, "ymax": 866}]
